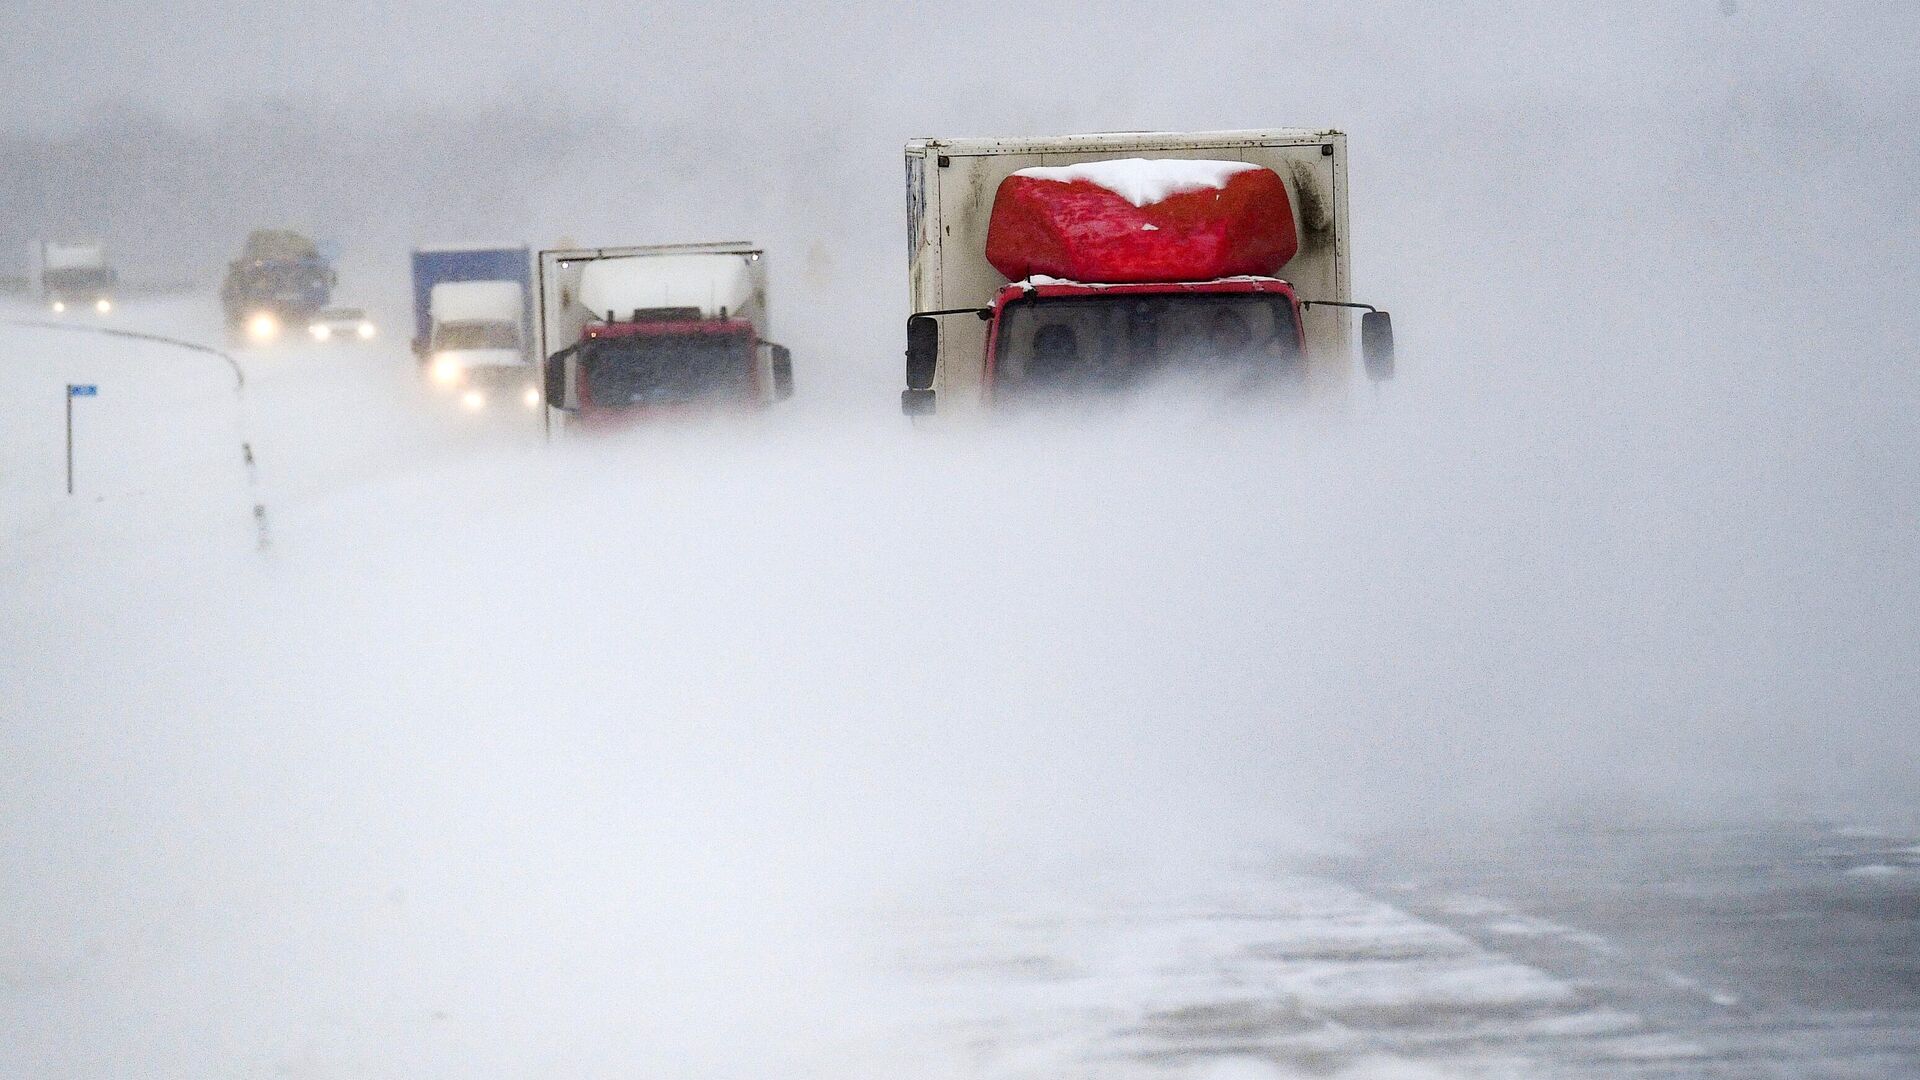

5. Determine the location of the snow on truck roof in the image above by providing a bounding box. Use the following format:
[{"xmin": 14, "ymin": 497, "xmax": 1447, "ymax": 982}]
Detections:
[
  {"xmin": 576, "ymin": 253, "xmax": 755, "ymax": 320},
  {"xmin": 413, "ymin": 243, "xmax": 529, "ymax": 253},
  {"xmin": 43, "ymin": 243, "xmax": 107, "ymax": 269},
  {"xmin": 1012, "ymin": 159, "xmax": 1263, "ymax": 208},
  {"xmin": 242, "ymin": 230, "xmax": 318, "ymax": 261},
  {"xmin": 912, "ymin": 129, "xmax": 1339, "ymax": 155},
  {"xmin": 429, "ymin": 280, "xmax": 524, "ymax": 321}
]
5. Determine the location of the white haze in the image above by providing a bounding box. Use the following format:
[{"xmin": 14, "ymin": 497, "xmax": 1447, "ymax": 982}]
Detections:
[{"xmin": 4, "ymin": 2, "xmax": 1919, "ymax": 1077}]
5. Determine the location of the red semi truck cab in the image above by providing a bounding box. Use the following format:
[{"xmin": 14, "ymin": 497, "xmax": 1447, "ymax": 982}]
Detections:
[
  {"xmin": 537, "ymin": 244, "xmax": 794, "ymax": 431},
  {"xmin": 571, "ymin": 316, "xmax": 766, "ymax": 422},
  {"xmin": 902, "ymin": 132, "xmax": 1393, "ymax": 414}
]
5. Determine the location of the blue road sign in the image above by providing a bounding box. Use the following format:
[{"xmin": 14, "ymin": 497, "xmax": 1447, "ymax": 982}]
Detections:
[{"xmin": 68, "ymin": 384, "xmax": 97, "ymax": 397}]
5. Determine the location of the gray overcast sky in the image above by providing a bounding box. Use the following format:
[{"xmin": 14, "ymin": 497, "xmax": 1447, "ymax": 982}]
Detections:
[{"xmin": 4, "ymin": 3, "xmax": 1913, "ymax": 133}]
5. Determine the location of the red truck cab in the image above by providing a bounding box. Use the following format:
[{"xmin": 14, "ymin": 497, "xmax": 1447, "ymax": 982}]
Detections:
[
  {"xmin": 571, "ymin": 315, "xmax": 767, "ymax": 424},
  {"xmin": 537, "ymin": 246, "xmax": 795, "ymax": 430}
]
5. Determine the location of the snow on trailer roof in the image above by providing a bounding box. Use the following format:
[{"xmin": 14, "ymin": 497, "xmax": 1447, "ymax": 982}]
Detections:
[
  {"xmin": 576, "ymin": 253, "xmax": 756, "ymax": 320},
  {"xmin": 1012, "ymin": 159, "xmax": 1263, "ymax": 208},
  {"xmin": 412, "ymin": 243, "xmax": 530, "ymax": 253},
  {"xmin": 913, "ymin": 129, "xmax": 1340, "ymax": 156},
  {"xmin": 548, "ymin": 241, "xmax": 757, "ymax": 261}
]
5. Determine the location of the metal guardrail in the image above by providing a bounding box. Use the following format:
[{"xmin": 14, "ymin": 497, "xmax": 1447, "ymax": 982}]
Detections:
[{"xmin": 2, "ymin": 318, "xmax": 271, "ymax": 550}]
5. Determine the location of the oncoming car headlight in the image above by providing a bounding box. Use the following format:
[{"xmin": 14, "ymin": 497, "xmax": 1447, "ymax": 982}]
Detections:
[
  {"xmin": 246, "ymin": 312, "xmax": 280, "ymax": 343},
  {"xmin": 461, "ymin": 389, "xmax": 486, "ymax": 411},
  {"xmin": 430, "ymin": 355, "xmax": 464, "ymax": 385},
  {"xmin": 310, "ymin": 323, "xmax": 332, "ymax": 341},
  {"xmin": 356, "ymin": 321, "xmax": 376, "ymax": 340},
  {"xmin": 94, "ymin": 298, "xmax": 112, "ymax": 315}
]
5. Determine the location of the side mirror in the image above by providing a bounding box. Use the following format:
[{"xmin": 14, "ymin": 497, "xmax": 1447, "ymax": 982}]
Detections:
[
  {"xmin": 901, "ymin": 388, "xmax": 935, "ymax": 416},
  {"xmin": 905, "ymin": 315, "xmax": 938, "ymax": 391},
  {"xmin": 543, "ymin": 346, "xmax": 577, "ymax": 411},
  {"xmin": 1362, "ymin": 310, "xmax": 1395, "ymax": 381},
  {"xmin": 768, "ymin": 343, "xmax": 795, "ymax": 401}
]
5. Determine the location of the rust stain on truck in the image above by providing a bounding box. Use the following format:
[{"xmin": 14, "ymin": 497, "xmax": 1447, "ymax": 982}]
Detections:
[{"xmin": 1287, "ymin": 159, "xmax": 1335, "ymax": 257}]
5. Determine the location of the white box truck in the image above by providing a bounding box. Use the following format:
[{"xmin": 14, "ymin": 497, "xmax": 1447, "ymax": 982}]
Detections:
[
  {"xmin": 37, "ymin": 240, "xmax": 117, "ymax": 315},
  {"xmin": 423, "ymin": 281, "xmax": 539, "ymax": 410},
  {"xmin": 537, "ymin": 242, "xmax": 794, "ymax": 430},
  {"xmin": 901, "ymin": 129, "xmax": 1393, "ymax": 414},
  {"xmin": 410, "ymin": 245, "xmax": 538, "ymax": 411}
]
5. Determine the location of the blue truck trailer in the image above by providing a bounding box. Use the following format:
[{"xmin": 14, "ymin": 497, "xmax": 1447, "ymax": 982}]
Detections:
[
  {"xmin": 412, "ymin": 245, "xmax": 538, "ymax": 410},
  {"xmin": 409, "ymin": 246, "xmax": 535, "ymax": 360}
]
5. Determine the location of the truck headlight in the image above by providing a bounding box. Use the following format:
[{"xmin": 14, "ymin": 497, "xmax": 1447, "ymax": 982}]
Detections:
[
  {"xmin": 430, "ymin": 355, "xmax": 463, "ymax": 385},
  {"xmin": 310, "ymin": 323, "xmax": 332, "ymax": 341},
  {"xmin": 461, "ymin": 389, "xmax": 486, "ymax": 410},
  {"xmin": 357, "ymin": 321, "xmax": 376, "ymax": 340},
  {"xmin": 247, "ymin": 312, "xmax": 280, "ymax": 343},
  {"xmin": 94, "ymin": 298, "xmax": 112, "ymax": 314},
  {"xmin": 522, "ymin": 386, "xmax": 541, "ymax": 409}
]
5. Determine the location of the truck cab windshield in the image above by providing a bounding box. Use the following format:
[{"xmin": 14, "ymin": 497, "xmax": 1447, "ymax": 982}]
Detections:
[
  {"xmin": 235, "ymin": 262, "xmax": 329, "ymax": 298},
  {"xmin": 435, "ymin": 321, "xmax": 521, "ymax": 351},
  {"xmin": 582, "ymin": 333, "xmax": 753, "ymax": 408},
  {"xmin": 994, "ymin": 293, "xmax": 1302, "ymax": 396}
]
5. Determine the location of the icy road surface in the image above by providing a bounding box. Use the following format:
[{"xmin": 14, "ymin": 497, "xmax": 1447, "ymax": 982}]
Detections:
[
  {"xmin": 3, "ymin": 300, "xmax": 1916, "ymax": 1079},
  {"xmin": 903, "ymin": 824, "xmax": 1920, "ymax": 1079}
]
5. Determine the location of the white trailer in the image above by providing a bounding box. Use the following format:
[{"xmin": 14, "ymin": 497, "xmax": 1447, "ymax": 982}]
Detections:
[
  {"xmin": 536, "ymin": 242, "xmax": 793, "ymax": 431},
  {"xmin": 903, "ymin": 129, "xmax": 1392, "ymax": 413}
]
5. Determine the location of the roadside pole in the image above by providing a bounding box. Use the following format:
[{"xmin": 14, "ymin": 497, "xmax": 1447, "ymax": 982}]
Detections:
[
  {"xmin": 16, "ymin": 322, "xmax": 267, "ymax": 552},
  {"xmin": 65, "ymin": 383, "xmax": 97, "ymax": 495}
]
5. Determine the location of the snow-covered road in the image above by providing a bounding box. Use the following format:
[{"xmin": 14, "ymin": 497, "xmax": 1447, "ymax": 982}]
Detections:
[{"xmin": 3, "ymin": 300, "xmax": 1915, "ymax": 1079}]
